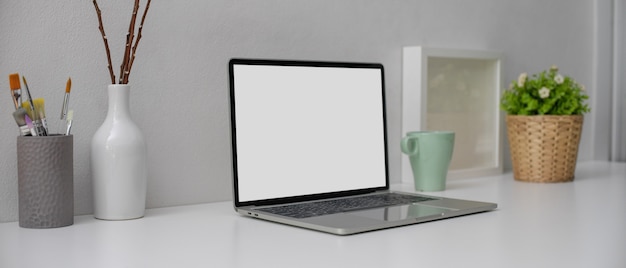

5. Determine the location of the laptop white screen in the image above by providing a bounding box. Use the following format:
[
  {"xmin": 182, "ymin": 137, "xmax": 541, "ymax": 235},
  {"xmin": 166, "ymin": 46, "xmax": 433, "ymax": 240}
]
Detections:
[{"xmin": 231, "ymin": 61, "xmax": 388, "ymax": 203}]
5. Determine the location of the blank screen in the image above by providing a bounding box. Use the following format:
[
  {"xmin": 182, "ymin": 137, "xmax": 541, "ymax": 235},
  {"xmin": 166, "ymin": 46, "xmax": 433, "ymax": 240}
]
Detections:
[{"xmin": 231, "ymin": 61, "xmax": 387, "ymax": 202}]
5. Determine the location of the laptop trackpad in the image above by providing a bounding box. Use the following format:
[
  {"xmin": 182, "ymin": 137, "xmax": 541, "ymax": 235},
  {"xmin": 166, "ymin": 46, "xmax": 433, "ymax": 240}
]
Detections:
[{"xmin": 348, "ymin": 204, "xmax": 451, "ymax": 222}]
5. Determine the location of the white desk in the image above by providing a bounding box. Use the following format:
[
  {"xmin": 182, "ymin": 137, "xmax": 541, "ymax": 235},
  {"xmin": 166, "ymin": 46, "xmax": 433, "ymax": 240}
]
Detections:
[{"xmin": 1, "ymin": 161, "xmax": 624, "ymax": 268}]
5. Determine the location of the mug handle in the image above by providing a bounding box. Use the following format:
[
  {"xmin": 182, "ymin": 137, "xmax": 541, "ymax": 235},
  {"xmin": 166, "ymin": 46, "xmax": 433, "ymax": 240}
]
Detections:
[{"xmin": 401, "ymin": 136, "xmax": 419, "ymax": 156}]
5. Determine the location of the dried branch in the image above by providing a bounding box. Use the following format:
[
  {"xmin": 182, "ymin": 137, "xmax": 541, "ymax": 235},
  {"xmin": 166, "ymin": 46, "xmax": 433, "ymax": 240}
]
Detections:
[
  {"xmin": 92, "ymin": 0, "xmax": 116, "ymax": 84},
  {"xmin": 120, "ymin": 0, "xmax": 140, "ymax": 84},
  {"xmin": 127, "ymin": 0, "xmax": 152, "ymax": 78},
  {"xmin": 92, "ymin": 0, "xmax": 151, "ymax": 84}
]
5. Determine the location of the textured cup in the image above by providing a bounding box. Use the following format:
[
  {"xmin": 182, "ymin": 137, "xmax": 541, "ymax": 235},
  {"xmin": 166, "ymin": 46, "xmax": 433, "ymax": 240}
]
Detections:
[{"xmin": 17, "ymin": 135, "xmax": 74, "ymax": 228}]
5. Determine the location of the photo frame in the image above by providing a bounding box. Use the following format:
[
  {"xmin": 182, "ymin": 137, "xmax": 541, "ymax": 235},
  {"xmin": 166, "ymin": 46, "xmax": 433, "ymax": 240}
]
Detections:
[{"xmin": 402, "ymin": 46, "xmax": 503, "ymax": 182}]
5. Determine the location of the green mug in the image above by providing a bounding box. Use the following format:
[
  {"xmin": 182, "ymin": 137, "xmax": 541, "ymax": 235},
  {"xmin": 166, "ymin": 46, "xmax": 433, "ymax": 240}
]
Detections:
[{"xmin": 401, "ymin": 131, "xmax": 455, "ymax": 191}]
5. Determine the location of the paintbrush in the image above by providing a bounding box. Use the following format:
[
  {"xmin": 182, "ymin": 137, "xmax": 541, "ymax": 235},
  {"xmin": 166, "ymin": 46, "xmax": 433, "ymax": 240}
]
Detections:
[
  {"xmin": 24, "ymin": 114, "xmax": 37, "ymax": 136},
  {"xmin": 60, "ymin": 77, "xmax": 71, "ymax": 120},
  {"xmin": 12, "ymin": 108, "xmax": 31, "ymax": 136},
  {"xmin": 21, "ymin": 101, "xmax": 37, "ymax": 134},
  {"xmin": 65, "ymin": 109, "xmax": 74, "ymax": 135},
  {"xmin": 20, "ymin": 77, "xmax": 47, "ymax": 136},
  {"xmin": 21, "ymin": 76, "xmax": 36, "ymax": 116},
  {"xmin": 34, "ymin": 99, "xmax": 49, "ymax": 135},
  {"xmin": 8, "ymin": 73, "xmax": 22, "ymax": 110},
  {"xmin": 22, "ymin": 99, "xmax": 49, "ymax": 136}
]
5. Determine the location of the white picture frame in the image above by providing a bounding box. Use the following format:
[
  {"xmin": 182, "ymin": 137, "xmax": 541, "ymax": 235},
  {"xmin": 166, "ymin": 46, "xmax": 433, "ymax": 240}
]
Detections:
[{"xmin": 402, "ymin": 46, "xmax": 503, "ymax": 182}]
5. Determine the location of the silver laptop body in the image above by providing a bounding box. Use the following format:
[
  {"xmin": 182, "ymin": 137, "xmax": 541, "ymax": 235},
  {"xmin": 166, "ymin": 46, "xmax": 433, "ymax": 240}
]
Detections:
[{"xmin": 228, "ymin": 58, "xmax": 497, "ymax": 235}]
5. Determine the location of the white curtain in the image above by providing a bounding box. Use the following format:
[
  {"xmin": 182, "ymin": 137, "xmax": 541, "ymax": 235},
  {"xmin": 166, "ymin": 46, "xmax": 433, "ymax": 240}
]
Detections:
[{"xmin": 612, "ymin": 0, "xmax": 626, "ymax": 161}]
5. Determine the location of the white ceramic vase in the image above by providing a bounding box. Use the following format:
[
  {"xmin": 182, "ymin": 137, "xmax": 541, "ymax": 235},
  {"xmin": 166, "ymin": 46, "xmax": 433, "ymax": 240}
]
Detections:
[{"xmin": 91, "ymin": 84, "xmax": 147, "ymax": 220}]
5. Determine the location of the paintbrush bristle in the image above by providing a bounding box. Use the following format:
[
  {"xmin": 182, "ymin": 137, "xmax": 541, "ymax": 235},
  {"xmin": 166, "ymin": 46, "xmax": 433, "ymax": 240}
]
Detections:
[
  {"xmin": 21, "ymin": 99, "xmax": 45, "ymax": 120},
  {"xmin": 21, "ymin": 101, "xmax": 34, "ymax": 119},
  {"xmin": 9, "ymin": 73, "xmax": 21, "ymax": 90},
  {"xmin": 12, "ymin": 108, "xmax": 27, "ymax": 125},
  {"xmin": 33, "ymin": 98, "xmax": 46, "ymax": 117},
  {"xmin": 66, "ymin": 77, "xmax": 72, "ymax": 93},
  {"xmin": 65, "ymin": 109, "xmax": 74, "ymax": 135},
  {"xmin": 13, "ymin": 108, "xmax": 31, "ymax": 136}
]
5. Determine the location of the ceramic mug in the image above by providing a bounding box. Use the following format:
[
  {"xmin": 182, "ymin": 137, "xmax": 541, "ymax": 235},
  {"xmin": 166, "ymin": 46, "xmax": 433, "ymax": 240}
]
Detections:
[{"xmin": 401, "ymin": 131, "xmax": 455, "ymax": 191}]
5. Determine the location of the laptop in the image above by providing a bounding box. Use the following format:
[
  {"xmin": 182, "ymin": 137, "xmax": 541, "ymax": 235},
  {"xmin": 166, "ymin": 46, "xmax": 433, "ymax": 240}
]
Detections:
[{"xmin": 228, "ymin": 58, "xmax": 497, "ymax": 235}]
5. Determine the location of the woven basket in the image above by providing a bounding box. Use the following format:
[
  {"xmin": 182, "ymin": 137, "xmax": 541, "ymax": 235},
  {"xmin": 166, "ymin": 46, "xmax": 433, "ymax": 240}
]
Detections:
[{"xmin": 505, "ymin": 115, "xmax": 583, "ymax": 183}]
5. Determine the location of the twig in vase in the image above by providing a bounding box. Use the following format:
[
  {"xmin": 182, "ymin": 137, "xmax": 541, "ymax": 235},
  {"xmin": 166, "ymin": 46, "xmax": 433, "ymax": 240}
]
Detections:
[
  {"xmin": 127, "ymin": 0, "xmax": 152, "ymax": 80},
  {"xmin": 92, "ymin": 0, "xmax": 116, "ymax": 84},
  {"xmin": 92, "ymin": 0, "xmax": 152, "ymax": 85},
  {"xmin": 120, "ymin": 0, "xmax": 140, "ymax": 84}
]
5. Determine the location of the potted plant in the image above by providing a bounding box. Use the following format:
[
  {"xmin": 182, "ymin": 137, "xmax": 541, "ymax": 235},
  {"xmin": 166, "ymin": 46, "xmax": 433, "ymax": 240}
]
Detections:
[{"xmin": 501, "ymin": 65, "xmax": 590, "ymax": 182}]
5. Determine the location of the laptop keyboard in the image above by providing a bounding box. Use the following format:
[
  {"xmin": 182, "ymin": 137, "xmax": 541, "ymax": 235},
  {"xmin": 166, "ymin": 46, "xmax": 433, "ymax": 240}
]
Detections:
[{"xmin": 255, "ymin": 193, "xmax": 437, "ymax": 219}]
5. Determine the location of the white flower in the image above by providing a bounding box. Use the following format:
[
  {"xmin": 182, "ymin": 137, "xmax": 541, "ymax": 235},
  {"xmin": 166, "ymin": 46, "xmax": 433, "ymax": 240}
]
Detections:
[
  {"xmin": 554, "ymin": 74, "xmax": 564, "ymax": 84},
  {"xmin": 550, "ymin": 65, "xmax": 559, "ymax": 72},
  {"xmin": 517, "ymin": 72, "xmax": 528, "ymax": 88},
  {"xmin": 539, "ymin": 87, "xmax": 550, "ymax": 99}
]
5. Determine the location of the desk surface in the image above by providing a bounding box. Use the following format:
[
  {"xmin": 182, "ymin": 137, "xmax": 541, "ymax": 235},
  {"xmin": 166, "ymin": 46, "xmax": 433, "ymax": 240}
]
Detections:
[{"xmin": 1, "ymin": 161, "xmax": 624, "ymax": 268}]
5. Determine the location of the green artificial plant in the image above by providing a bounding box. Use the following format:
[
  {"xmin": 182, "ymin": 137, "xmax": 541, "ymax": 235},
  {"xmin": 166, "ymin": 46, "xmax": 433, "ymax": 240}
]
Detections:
[{"xmin": 501, "ymin": 65, "xmax": 590, "ymax": 115}]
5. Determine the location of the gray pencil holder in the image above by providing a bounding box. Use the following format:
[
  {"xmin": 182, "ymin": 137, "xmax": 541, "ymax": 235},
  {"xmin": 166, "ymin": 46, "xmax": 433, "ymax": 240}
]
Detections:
[{"xmin": 17, "ymin": 135, "xmax": 74, "ymax": 228}]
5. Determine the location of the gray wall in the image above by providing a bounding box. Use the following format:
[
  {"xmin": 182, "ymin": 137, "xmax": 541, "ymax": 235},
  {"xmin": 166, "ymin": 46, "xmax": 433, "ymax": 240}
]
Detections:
[{"xmin": 0, "ymin": 0, "xmax": 608, "ymax": 222}]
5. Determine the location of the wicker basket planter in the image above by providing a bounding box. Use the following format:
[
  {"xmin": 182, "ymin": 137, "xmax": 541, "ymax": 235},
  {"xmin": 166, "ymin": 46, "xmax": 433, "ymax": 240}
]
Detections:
[{"xmin": 505, "ymin": 115, "xmax": 583, "ymax": 183}]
